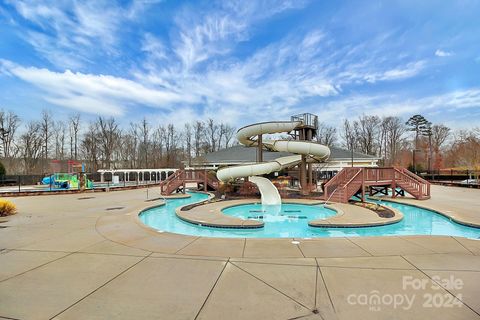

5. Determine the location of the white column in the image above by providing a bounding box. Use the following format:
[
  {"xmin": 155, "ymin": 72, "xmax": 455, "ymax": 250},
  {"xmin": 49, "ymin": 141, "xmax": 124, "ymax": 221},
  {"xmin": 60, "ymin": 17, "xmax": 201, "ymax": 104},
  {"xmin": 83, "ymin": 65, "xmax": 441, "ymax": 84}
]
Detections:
[{"xmin": 100, "ymin": 172, "xmax": 105, "ymax": 182}]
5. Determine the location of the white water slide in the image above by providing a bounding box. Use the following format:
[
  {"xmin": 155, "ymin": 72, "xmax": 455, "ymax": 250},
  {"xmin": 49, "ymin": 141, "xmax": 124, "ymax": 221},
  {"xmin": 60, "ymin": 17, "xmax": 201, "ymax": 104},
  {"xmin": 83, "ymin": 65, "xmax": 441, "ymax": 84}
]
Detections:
[{"xmin": 216, "ymin": 121, "xmax": 330, "ymax": 205}]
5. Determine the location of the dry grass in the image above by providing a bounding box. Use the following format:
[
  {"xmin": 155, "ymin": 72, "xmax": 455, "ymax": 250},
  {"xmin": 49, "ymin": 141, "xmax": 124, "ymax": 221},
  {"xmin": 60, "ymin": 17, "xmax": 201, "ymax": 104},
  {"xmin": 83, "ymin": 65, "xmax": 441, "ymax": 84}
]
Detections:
[{"xmin": 0, "ymin": 199, "xmax": 17, "ymax": 216}]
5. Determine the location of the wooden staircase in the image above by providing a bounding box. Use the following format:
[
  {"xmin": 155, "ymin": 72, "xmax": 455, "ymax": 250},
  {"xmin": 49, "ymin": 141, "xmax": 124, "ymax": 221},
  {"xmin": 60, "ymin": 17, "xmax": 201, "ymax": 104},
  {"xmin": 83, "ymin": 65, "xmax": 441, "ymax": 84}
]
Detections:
[
  {"xmin": 323, "ymin": 167, "xmax": 430, "ymax": 203},
  {"xmin": 393, "ymin": 167, "xmax": 431, "ymax": 200},
  {"xmin": 160, "ymin": 169, "xmax": 219, "ymax": 195}
]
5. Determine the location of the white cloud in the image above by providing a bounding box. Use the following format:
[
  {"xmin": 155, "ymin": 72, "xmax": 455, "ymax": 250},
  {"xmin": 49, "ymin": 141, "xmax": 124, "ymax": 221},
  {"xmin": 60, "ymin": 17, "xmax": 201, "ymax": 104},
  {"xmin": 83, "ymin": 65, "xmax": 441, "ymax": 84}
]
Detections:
[
  {"xmin": 171, "ymin": 0, "xmax": 308, "ymax": 71},
  {"xmin": 6, "ymin": 0, "xmax": 157, "ymax": 68},
  {"xmin": 360, "ymin": 61, "xmax": 426, "ymax": 83},
  {"xmin": 3, "ymin": 1, "xmax": 441, "ymax": 126},
  {"xmin": 435, "ymin": 49, "xmax": 453, "ymax": 57},
  {"xmin": 312, "ymin": 89, "xmax": 480, "ymax": 126},
  {"xmin": 1, "ymin": 60, "xmax": 190, "ymax": 116}
]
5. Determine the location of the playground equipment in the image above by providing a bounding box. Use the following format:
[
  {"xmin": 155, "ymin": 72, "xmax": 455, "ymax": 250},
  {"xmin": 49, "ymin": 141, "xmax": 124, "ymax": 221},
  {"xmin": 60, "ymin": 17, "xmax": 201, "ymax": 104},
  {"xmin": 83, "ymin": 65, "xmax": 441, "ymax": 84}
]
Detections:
[
  {"xmin": 41, "ymin": 173, "xmax": 93, "ymax": 190},
  {"xmin": 216, "ymin": 114, "xmax": 330, "ymax": 205},
  {"xmin": 42, "ymin": 161, "xmax": 92, "ymax": 190}
]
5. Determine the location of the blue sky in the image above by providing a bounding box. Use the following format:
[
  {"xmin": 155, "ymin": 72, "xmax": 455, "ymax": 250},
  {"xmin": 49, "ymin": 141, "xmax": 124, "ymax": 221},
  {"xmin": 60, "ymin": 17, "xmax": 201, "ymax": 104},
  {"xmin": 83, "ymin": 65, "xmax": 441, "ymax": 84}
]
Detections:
[{"xmin": 0, "ymin": 0, "xmax": 479, "ymax": 128}]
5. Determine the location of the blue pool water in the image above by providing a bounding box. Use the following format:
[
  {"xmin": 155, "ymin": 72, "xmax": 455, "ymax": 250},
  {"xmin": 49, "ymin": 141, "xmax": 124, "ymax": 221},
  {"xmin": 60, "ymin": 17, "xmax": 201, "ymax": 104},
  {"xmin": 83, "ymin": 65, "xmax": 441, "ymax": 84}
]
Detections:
[{"xmin": 139, "ymin": 192, "xmax": 480, "ymax": 239}]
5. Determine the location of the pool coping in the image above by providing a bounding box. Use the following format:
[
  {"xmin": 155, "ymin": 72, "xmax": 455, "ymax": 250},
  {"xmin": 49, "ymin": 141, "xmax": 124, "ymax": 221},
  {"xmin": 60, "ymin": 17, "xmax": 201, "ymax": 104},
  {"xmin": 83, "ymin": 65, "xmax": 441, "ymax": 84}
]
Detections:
[
  {"xmin": 308, "ymin": 202, "xmax": 403, "ymax": 228},
  {"xmin": 174, "ymin": 198, "xmax": 403, "ymax": 229}
]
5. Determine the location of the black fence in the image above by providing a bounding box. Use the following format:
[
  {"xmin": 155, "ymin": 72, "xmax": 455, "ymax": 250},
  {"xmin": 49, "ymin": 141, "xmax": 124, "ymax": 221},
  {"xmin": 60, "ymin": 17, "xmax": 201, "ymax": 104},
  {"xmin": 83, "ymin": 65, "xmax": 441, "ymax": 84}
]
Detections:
[
  {"xmin": 0, "ymin": 173, "xmax": 164, "ymax": 194},
  {"xmin": 0, "ymin": 175, "xmax": 46, "ymax": 186},
  {"xmin": 419, "ymin": 170, "xmax": 480, "ymax": 182}
]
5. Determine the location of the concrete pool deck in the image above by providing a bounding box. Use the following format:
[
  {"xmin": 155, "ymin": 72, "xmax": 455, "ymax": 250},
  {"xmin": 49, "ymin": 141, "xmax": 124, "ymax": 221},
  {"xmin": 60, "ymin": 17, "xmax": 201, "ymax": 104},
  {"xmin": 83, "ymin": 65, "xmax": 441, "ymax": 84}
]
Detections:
[
  {"xmin": 373, "ymin": 184, "xmax": 480, "ymax": 228},
  {"xmin": 0, "ymin": 186, "xmax": 479, "ymax": 319}
]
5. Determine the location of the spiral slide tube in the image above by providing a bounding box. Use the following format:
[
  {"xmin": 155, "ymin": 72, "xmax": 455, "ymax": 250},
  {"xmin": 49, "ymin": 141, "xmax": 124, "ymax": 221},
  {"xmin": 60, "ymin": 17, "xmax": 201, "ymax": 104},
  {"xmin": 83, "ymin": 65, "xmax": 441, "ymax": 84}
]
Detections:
[{"xmin": 216, "ymin": 121, "xmax": 330, "ymax": 205}]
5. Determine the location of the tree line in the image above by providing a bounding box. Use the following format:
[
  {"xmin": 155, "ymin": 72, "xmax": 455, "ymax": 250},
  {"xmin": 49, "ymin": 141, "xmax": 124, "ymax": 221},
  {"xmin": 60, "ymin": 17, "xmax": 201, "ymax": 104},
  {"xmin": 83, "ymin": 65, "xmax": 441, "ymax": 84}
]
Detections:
[
  {"xmin": 317, "ymin": 114, "xmax": 479, "ymax": 171},
  {"xmin": 0, "ymin": 108, "xmax": 478, "ymax": 175},
  {"xmin": 0, "ymin": 109, "xmax": 236, "ymax": 174}
]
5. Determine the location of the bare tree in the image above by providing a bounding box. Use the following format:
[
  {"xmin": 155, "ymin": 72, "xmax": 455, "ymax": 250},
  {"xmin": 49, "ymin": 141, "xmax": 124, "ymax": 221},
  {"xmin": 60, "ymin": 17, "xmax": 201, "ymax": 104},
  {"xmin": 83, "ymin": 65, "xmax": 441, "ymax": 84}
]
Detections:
[
  {"xmin": 193, "ymin": 121, "xmax": 204, "ymax": 157},
  {"xmin": 431, "ymin": 124, "xmax": 451, "ymax": 169},
  {"xmin": 184, "ymin": 123, "xmax": 193, "ymax": 165},
  {"xmin": 222, "ymin": 124, "xmax": 236, "ymax": 148},
  {"xmin": 354, "ymin": 115, "xmax": 381, "ymax": 156},
  {"xmin": 19, "ymin": 121, "xmax": 43, "ymax": 173},
  {"xmin": 151, "ymin": 125, "xmax": 165, "ymax": 168},
  {"xmin": 341, "ymin": 119, "xmax": 357, "ymax": 167},
  {"xmin": 0, "ymin": 110, "xmax": 20, "ymax": 158},
  {"xmin": 164, "ymin": 124, "xmax": 180, "ymax": 167},
  {"xmin": 431, "ymin": 124, "xmax": 451, "ymax": 151},
  {"xmin": 54, "ymin": 121, "xmax": 67, "ymax": 160},
  {"xmin": 384, "ymin": 117, "xmax": 406, "ymax": 165},
  {"xmin": 137, "ymin": 118, "xmax": 149, "ymax": 168},
  {"xmin": 97, "ymin": 117, "xmax": 120, "ymax": 169},
  {"xmin": 69, "ymin": 113, "xmax": 81, "ymax": 160},
  {"xmin": 81, "ymin": 122, "xmax": 100, "ymax": 172},
  {"xmin": 128, "ymin": 123, "xmax": 139, "ymax": 168},
  {"xmin": 40, "ymin": 110, "xmax": 54, "ymax": 172},
  {"xmin": 205, "ymin": 118, "xmax": 218, "ymax": 152},
  {"xmin": 316, "ymin": 122, "xmax": 337, "ymax": 147}
]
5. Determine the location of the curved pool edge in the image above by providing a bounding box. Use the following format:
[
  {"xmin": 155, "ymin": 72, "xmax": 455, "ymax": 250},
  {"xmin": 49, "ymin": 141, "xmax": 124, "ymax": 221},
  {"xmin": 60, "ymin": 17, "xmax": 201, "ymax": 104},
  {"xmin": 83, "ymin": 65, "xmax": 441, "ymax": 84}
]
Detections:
[
  {"xmin": 187, "ymin": 199, "xmax": 402, "ymax": 229},
  {"xmin": 309, "ymin": 202, "xmax": 404, "ymax": 228},
  {"xmin": 137, "ymin": 191, "xmax": 216, "ymax": 232},
  {"xmin": 371, "ymin": 197, "xmax": 480, "ymax": 229},
  {"xmin": 93, "ymin": 192, "xmax": 480, "ymax": 258},
  {"xmin": 176, "ymin": 199, "xmax": 264, "ymax": 229}
]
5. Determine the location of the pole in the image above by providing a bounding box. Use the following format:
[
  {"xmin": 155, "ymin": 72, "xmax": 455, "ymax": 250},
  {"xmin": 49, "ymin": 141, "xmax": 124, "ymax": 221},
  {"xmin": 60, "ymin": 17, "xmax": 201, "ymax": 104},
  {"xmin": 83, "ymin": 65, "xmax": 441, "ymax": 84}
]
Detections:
[
  {"xmin": 351, "ymin": 141, "xmax": 354, "ymax": 168},
  {"xmin": 257, "ymin": 134, "xmax": 263, "ymax": 163},
  {"xmin": 413, "ymin": 150, "xmax": 416, "ymax": 174},
  {"xmin": 428, "ymin": 133, "xmax": 433, "ymax": 172},
  {"xmin": 299, "ymin": 129, "xmax": 308, "ymax": 195},
  {"xmin": 307, "ymin": 129, "xmax": 313, "ymax": 191}
]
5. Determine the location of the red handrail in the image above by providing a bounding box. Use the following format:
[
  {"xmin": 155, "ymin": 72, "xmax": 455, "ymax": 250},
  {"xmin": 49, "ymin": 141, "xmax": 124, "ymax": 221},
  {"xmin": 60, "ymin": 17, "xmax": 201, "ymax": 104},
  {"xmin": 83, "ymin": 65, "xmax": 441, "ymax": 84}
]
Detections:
[{"xmin": 323, "ymin": 167, "xmax": 430, "ymax": 202}]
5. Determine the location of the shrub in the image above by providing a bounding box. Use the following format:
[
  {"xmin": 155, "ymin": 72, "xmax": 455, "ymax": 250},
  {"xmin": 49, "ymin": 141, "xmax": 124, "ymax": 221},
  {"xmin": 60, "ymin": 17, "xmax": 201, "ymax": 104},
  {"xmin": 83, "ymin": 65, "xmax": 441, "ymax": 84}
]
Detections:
[
  {"xmin": 0, "ymin": 199, "xmax": 17, "ymax": 216},
  {"xmin": 0, "ymin": 161, "xmax": 5, "ymax": 176}
]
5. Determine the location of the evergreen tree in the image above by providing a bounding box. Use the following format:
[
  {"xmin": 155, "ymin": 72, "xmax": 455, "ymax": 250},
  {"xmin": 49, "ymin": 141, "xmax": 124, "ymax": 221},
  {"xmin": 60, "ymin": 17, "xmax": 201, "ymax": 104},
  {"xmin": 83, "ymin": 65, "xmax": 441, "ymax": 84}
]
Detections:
[{"xmin": 406, "ymin": 114, "xmax": 432, "ymax": 172}]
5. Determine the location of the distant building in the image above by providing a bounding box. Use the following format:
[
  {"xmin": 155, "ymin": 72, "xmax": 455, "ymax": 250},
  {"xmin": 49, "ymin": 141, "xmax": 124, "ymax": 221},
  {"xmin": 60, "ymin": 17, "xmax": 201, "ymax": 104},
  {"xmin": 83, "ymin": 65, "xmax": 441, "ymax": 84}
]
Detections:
[{"xmin": 188, "ymin": 145, "xmax": 379, "ymax": 179}]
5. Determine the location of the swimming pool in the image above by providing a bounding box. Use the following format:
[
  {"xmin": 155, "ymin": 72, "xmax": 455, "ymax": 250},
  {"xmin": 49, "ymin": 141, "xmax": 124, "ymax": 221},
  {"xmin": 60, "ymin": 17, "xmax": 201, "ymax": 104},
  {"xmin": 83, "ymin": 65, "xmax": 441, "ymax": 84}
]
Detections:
[{"xmin": 139, "ymin": 192, "xmax": 480, "ymax": 238}]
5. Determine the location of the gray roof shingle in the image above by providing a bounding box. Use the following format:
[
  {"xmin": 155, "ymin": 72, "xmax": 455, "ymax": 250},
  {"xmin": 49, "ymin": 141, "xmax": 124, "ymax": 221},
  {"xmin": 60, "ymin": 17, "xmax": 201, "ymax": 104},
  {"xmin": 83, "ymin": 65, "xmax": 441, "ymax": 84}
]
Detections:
[{"xmin": 193, "ymin": 145, "xmax": 378, "ymax": 165}]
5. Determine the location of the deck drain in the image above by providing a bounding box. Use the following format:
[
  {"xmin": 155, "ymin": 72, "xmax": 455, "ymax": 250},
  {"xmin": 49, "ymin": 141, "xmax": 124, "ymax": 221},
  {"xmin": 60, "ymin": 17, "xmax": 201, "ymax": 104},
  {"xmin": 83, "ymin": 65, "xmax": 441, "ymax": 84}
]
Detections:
[
  {"xmin": 78, "ymin": 196, "xmax": 95, "ymax": 200},
  {"xmin": 106, "ymin": 206, "xmax": 125, "ymax": 211}
]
